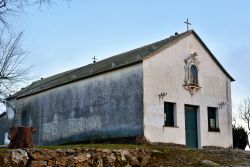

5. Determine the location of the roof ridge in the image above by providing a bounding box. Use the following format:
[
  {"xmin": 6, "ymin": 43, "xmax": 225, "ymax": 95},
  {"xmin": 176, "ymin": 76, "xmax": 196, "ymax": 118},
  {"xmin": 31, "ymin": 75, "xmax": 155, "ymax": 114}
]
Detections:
[
  {"xmin": 85, "ymin": 32, "xmax": 185, "ymax": 64},
  {"xmin": 24, "ymin": 32, "xmax": 189, "ymax": 91},
  {"xmin": 22, "ymin": 67, "xmax": 81, "ymax": 92}
]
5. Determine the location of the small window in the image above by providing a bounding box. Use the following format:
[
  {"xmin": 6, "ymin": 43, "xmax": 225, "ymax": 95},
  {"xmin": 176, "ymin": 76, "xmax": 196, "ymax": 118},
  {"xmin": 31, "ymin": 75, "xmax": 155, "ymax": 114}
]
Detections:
[
  {"xmin": 190, "ymin": 65, "xmax": 198, "ymax": 85},
  {"xmin": 208, "ymin": 107, "xmax": 219, "ymax": 132},
  {"xmin": 164, "ymin": 102, "xmax": 175, "ymax": 126}
]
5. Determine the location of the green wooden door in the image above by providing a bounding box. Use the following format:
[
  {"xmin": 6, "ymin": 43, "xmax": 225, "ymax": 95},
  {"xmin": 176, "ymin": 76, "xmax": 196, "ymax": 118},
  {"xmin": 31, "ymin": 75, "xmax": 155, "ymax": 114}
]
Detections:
[{"xmin": 185, "ymin": 105, "xmax": 198, "ymax": 148}]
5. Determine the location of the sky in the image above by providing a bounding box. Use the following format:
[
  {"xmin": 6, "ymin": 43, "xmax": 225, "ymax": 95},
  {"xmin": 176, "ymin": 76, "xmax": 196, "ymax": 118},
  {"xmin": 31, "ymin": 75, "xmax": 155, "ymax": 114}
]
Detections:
[{"xmin": 5, "ymin": 0, "xmax": 250, "ymax": 119}]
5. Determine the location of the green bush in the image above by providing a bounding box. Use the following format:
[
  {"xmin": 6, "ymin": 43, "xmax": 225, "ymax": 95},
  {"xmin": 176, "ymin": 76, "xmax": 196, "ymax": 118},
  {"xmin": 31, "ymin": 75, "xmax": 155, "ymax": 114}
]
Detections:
[{"xmin": 233, "ymin": 126, "xmax": 249, "ymax": 150}]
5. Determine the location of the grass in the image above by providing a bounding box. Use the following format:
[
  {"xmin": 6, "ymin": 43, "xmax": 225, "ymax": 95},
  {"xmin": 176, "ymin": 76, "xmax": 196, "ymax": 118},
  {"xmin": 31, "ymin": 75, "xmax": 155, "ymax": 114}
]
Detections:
[
  {"xmin": 0, "ymin": 147, "xmax": 8, "ymax": 152},
  {"xmin": 36, "ymin": 143, "xmax": 146, "ymax": 150}
]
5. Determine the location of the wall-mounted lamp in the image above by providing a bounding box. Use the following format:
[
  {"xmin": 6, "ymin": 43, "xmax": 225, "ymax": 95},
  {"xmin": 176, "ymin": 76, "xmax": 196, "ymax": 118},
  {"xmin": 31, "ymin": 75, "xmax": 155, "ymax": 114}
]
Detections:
[
  {"xmin": 159, "ymin": 92, "xmax": 167, "ymax": 99},
  {"xmin": 218, "ymin": 101, "xmax": 226, "ymax": 109}
]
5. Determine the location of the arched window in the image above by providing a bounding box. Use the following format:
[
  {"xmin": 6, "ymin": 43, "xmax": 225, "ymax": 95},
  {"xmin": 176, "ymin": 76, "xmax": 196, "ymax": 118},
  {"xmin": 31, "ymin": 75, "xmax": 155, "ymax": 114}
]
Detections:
[{"xmin": 190, "ymin": 65, "xmax": 198, "ymax": 85}]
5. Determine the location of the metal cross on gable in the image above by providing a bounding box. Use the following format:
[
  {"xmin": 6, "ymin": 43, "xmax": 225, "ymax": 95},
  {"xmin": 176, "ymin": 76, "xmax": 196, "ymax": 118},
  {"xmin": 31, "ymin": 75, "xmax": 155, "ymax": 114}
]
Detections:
[
  {"xmin": 92, "ymin": 56, "xmax": 97, "ymax": 63},
  {"xmin": 184, "ymin": 18, "xmax": 191, "ymax": 31}
]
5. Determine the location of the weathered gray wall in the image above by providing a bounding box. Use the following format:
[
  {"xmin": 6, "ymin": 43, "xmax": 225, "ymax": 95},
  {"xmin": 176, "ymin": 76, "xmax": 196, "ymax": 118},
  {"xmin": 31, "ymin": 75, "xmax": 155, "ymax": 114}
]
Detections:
[
  {"xmin": 14, "ymin": 64, "xmax": 143, "ymax": 146},
  {"xmin": 0, "ymin": 114, "xmax": 8, "ymax": 145}
]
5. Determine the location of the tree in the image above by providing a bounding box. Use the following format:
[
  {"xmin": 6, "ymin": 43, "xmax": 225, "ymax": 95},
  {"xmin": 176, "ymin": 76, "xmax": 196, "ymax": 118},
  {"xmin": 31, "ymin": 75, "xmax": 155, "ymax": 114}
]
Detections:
[
  {"xmin": 0, "ymin": 30, "xmax": 31, "ymax": 108},
  {"xmin": 233, "ymin": 126, "xmax": 249, "ymax": 150},
  {"xmin": 0, "ymin": 0, "xmax": 70, "ymax": 28},
  {"xmin": 0, "ymin": 0, "xmax": 71, "ymax": 110},
  {"xmin": 239, "ymin": 97, "xmax": 250, "ymax": 132}
]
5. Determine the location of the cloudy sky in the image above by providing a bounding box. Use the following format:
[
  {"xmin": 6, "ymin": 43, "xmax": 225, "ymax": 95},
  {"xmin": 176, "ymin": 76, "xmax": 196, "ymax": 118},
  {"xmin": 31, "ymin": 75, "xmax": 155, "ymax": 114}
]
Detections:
[{"xmin": 6, "ymin": 0, "xmax": 250, "ymax": 116}]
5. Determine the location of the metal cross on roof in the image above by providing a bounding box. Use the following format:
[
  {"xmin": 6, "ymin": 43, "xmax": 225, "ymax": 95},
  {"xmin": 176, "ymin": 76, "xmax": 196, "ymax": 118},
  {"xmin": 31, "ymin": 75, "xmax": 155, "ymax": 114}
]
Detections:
[
  {"xmin": 184, "ymin": 18, "xmax": 191, "ymax": 31},
  {"xmin": 92, "ymin": 56, "xmax": 97, "ymax": 63}
]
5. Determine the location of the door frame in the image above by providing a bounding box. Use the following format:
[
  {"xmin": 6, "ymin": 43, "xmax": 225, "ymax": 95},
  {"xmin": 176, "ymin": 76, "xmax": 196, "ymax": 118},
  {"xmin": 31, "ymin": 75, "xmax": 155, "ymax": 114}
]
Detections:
[{"xmin": 184, "ymin": 104, "xmax": 200, "ymax": 148}]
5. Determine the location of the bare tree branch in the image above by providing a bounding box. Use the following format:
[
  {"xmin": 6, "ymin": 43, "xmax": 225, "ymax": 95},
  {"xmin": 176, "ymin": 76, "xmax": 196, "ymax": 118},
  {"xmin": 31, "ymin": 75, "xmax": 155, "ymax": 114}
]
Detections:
[
  {"xmin": 0, "ymin": 0, "xmax": 70, "ymax": 108},
  {"xmin": 0, "ymin": 0, "xmax": 71, "ymax": 28},
  {"xmin": 239, "ymin": 97, "xmax": 250, "ymax": 132},
  {"xmin": 0, "ymin": 31, "xmax": 31, "ymax": 108},
  {"xmin": 0, "ymin": 0, "xmax": 6, "ymax": 8}
]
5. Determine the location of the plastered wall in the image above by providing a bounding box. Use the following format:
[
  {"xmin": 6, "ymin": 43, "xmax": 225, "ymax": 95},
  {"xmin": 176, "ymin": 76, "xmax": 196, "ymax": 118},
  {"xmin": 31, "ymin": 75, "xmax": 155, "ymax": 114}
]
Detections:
[
  {"xmin": 14, "ymin": 64, "xmax": 143, "ymax": 146},
  {"xmin": 143, "ymin": 34, "xmax": 232, "ymax": 148}
]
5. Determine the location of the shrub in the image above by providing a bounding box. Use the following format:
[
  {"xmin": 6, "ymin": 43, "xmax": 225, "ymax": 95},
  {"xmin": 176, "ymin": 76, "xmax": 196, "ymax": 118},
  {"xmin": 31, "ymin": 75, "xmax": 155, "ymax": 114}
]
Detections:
[{"xmin": 233, "ymin": 126, "xmax": 249, "ymax": 150}]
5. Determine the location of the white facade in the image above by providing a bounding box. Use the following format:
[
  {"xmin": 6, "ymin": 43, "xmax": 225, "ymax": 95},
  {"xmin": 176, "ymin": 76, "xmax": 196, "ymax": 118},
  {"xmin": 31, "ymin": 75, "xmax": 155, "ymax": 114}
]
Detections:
[{"xmin": 143, "ymin": 33, "xmax": 233, "ymax": 148}]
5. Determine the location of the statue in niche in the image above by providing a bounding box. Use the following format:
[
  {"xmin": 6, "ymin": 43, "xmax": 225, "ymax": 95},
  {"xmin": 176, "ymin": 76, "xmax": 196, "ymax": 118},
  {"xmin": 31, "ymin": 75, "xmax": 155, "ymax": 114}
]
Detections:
[{"xmin": 184, "ymin": 52, "xmax": 201, "ymax": 95}]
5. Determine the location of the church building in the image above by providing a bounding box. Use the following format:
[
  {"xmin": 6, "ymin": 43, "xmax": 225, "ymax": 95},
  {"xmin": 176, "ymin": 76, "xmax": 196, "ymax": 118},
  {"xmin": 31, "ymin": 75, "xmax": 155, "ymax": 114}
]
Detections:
[{"xmin": 6, "ymin": 30, "xmax": 234, "ymax": 148}]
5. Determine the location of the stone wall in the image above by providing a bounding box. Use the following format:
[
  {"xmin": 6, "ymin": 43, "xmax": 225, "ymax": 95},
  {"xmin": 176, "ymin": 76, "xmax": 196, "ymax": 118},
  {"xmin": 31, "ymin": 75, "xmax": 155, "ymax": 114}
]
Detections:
[{"xmin": 0, "ymin": 148, "xmax": 151, "ymax": 167}]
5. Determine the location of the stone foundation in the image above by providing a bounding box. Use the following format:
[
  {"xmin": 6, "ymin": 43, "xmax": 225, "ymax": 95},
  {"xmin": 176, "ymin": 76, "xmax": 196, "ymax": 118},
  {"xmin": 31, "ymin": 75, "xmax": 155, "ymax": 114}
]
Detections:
[{"xmin": 0, "ymin": 147, "xmax": 152, "ymax": 167}]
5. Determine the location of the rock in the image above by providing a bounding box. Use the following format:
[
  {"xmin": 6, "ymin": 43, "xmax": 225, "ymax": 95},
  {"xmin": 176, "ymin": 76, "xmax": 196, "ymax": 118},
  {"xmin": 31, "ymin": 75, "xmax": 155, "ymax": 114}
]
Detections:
[
  {"xmin": 107, "ymin": 153, "xmax": 116, "ymax": 166},
  {"xmin": 116, "ymin": 151, "xmax": 126, "ymax": 162},
  {"xmin": 130, "ymin": 156, "xmax": 140, "ymax": 166},
  {"xmin": 71, "ymin": 153, "xmax": 91, "ymax": 163},
  {"xmin": 96, "ymin": 148, "xmax": 102, "ymax": 152},
  {"xmin": 28, "ymin": 149, "xmax": 52, "ymax": 160},
  {"xmin": 120, "ymin": 152, "xmax": 126, "ymax": 162},
  {"xmin": 120, "ymin": 149, "xmax": 130, "ymax": 159},
  {"xmin": 152, "ymin": 149, "xmax": 163, "ymax": 153},
  {"xmin": 141, "ymin": 155, "xmax": 151, "ymax": 166},
  {"xmin": 75, "ymin": 162, "xmax": 89, "ymax": 167},
  {"xmin": 96, "ymin": 156, "xmax": 103, "ymax": 167},
  {"xmin": 9, "ymin": 149, "xmax": 29, "ymax": 166},
  {"xmin": 47, "ymin": 159, "xmax": 56, "ymax": 166},
  {"xmin": 74, "ymin": 148, "xmax": 83, "ymax": 154},
  {"xmin": 201, "ymin": 160, "xmax": 219, "ymax": 166},
  {"xmin": 30, "ymin": 160, "xmax": 47, "ymax": 167},
  {"xmin": 66, "ymin": 149, "xmax": 76, "ymax": 154},
  {"xmin": 67, "ymin": 157, "xmax": 76, "ymax": 167},
  {"xmin": 47, "ymin": 150, "xmax": 58, "ymax": 158},
  {"xmin": 121, "ymin": 150, "xmax": 130, "ymax": 156},
  {"xmin": 55, "ymin": 157, "xmax": 68, "ymax": 166},
  {"xmin": 112, "ymin": 149, "xmax": 120, "ymax": 153},
  {"xmin": 55, "ymin": 149, "xmax": 67, "ymax": 156},
  {"xmin": 101, "ymin": 149, "xmax": 112, "ymax": 154},
  {"xmin": 3, "ymin": 155, "xmax": 10, "ymax": 165}
]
